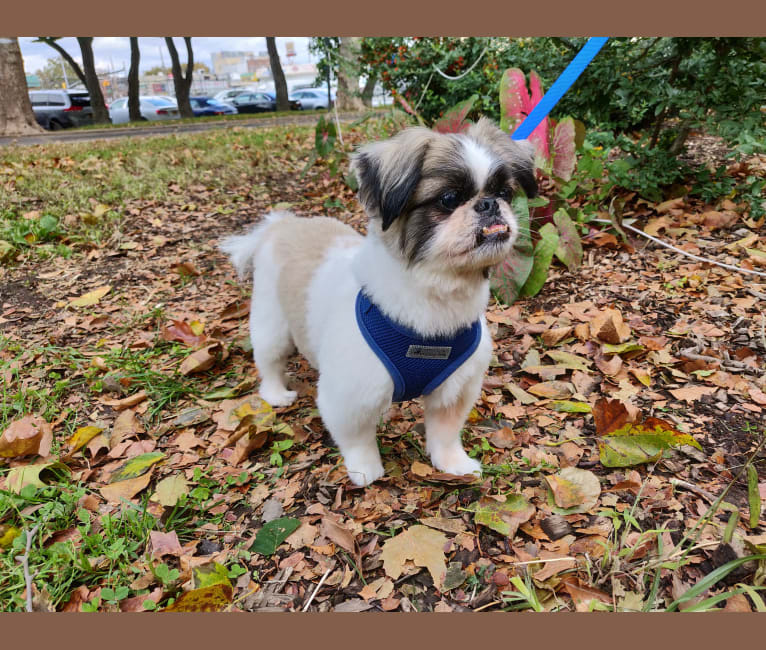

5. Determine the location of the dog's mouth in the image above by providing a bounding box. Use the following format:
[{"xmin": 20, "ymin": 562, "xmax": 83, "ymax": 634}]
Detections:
[{"xmin": 477, "ymin": 222, "xmax": 511, "ymax": 246}]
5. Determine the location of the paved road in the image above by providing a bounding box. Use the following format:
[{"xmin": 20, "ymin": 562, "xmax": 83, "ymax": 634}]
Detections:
[{"xmin": 0, "ymin": 111, "xmax": 374, "ymax": 147}]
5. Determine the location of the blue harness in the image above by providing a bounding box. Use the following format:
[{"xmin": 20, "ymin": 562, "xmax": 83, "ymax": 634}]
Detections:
[{"xmin": 355, "ymin": 291, "xmax": 482, "ymax": 402}]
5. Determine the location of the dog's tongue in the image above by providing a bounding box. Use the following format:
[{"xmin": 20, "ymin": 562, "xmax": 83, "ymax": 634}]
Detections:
[{"xmin": 482, "ymin": 223, "xmax": 509, "ymax": 236}]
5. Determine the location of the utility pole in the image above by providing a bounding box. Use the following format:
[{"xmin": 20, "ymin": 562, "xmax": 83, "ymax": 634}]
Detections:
[{"xmin": 60, "ymin": 56, "xmax": 69, "ymax": 88}]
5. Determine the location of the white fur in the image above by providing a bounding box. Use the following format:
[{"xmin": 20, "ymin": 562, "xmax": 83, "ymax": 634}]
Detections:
[
  {"xmin": 460, "ymin": 136, "xmax": 495, "ymax": 190},
  {"xmin": 224, "ymin": 216, "xmax": 494, "ymax": 487}
]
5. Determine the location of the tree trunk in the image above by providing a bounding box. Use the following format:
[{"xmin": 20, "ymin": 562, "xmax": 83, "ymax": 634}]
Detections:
[
  {"xmin": 76, "ymin": 37, "xmax": 110, "ymax": 124},
  {"xmin": 165, "ymin": 37, "xmax": 194, "ymax": 118},
  {"xmin": 336, "ymin": 37, "xmax": 365, "ymax": 111},
  {"xmin": 266, "ymin": 37, "xmax": 290, "ymax": 112},
  {"xmin": 361, "ymin": 71, "xmax": 377, "ymax": 108},
  {"xmin": 37, "ymin": 37, "xmax": 88, "ymax": 88},
  {"xmin": 0, "ymin": 37, "xmax": 43, "ymax": 136},
  {"xmin": 128, "ymin": 37, "xmax": 141, "ymax": 121}
]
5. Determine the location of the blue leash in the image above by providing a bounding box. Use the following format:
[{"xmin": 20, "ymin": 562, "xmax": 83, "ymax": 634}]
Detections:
[{"xmin": 511, "ymin": 37, "xmax": 609, "ymax": 141}]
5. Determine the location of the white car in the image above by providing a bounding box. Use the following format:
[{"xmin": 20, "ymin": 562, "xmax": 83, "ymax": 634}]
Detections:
[
  {"xmin": 109, "ymin": 96, "xmax": 180, "ymax": 124},
  {"xmin": 289, "ymin": 88, "xmax": 335, "ymax": 110},
  {"xmin": 212, "ymin": 88, "xmax": 254, "ymax": 106}
]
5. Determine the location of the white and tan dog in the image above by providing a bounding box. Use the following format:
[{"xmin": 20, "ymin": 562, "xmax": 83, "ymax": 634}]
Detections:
[{"xmin": 220, "ymin": 117, "xmax": 537, "ymax": 486}]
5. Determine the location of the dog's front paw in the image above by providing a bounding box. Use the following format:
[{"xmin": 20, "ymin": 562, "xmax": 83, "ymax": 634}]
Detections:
[
  {"xmin": 342, "ymin": 449, "xmax": 385, "ymax": 487},
  {"xmin": 431, "ymin": 449, "xmax": 482, "ymax": 477},
  {"xmin": 260, "ymin": 387, "xmax": 298, "ymax": 408}
]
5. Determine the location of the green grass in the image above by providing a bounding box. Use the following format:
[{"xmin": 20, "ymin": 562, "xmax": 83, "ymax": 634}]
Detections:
[
  {"xmin": 0, "ymin": 124, "xmax": 315, "ymax": 263},
  {"xmin": 75, "ymin": 108, "xmax": 335, "ymax": 131}
]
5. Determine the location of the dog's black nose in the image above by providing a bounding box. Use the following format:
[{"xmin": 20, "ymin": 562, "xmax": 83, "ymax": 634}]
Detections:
[{"xmin": 475, "ymin": 197, "xmax": 498, "ymax": 216}]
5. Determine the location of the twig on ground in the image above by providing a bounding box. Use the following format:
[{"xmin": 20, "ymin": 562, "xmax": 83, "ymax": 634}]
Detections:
[
  {"xmin": 670, "ymin": 478, "xmax": 721, "ymax": 504},
  {"xmin": 302, "ymin": 566, "xmax": 333, "ymax": 612},
  {"xmin": 15, "ymin": 524, "xmax": 40, "ymax": 613}
]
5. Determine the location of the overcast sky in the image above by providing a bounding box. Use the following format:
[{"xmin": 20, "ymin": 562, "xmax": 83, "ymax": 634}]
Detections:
[{"xmin": 18, "ymin": 37, "xmax": 314, "ymax": 75}]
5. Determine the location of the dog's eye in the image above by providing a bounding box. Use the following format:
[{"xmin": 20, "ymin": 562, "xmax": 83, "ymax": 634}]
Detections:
[
  {"xmin": 497, "ymin": 188, "xmax": 511, "ymax": 201},
  {"xmin": 439, "ymin": 191, "xmax": 460, "ymax": 211}
]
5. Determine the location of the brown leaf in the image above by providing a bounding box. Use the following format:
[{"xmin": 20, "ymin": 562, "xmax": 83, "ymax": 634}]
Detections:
[
  {"xmin": 149, "ymin": 530, "xmax": 183, "ymax": 559},
  {"xmin": 100, "ymin": 390, "xmax": 148, "ymax": 411},
  {"xmin": 320, "ymin": 516, "xmax": 357, "ymax": 556},
  {"xmin": 561, "ymin": 576, "xmax": 612, "ymax": 611},
  {"xmin": 541, "ymin": 326, "xmax": 573, "ymax": 347},
  {"xmin": 380, "ymin": 525, "xmax": 448, "ymax": 590},
  {"xmin": 527, "ymin": 381, "xmax": 573, "ymax": 399},
  {"xmin": 220, "ymin": 299, "xmax": 250, "ymax": 320},
  {"xmin": 592, "ymin": 398, "xmax": 630, "ymax": 436},
  {"xmin": 589, "ymin": 308, "xmax": 631, "ymax": 344},
  {"xmin": 99, "ymin": 472, "xmax": 152, "ymax": 503},
  {"xmin": 546, "ymin": 467, "xmax": 601, "ymax": 513},
  {"xmin": 179, "ymin": 341, "xmax": 224, "ymax": 376},
  {"xmin": 161, "ymin": 320, "xmax": 207, "ymax": 347},
  {"xmin": 109, "ymin": 409, "xmax": 143, "ymax": 449},
  {"xmin": 489, "ymin": 427, "xmax": 518, "ymax": 449},
  {"xmin": 0, "ymin": 416, "xmax": 52, "ymax": 458},
  {"xmin": 669, "ymin": 385, "xmax": 716, "ymax": 403}
]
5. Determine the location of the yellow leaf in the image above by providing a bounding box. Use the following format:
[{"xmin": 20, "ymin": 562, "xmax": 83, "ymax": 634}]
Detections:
[
  {"xmin": 67, "ymin": 426, "xmax": 103, "ymax": 454},
  {"xmin": 189, "ymin": 320, "xmax": 205, "ymax": 336},
  {"xmin": 160, "ymin": 584, "xmax": 233, "ymax": 612},
  {"xmin": 69, "ymin": 285, "xmax": 111, "ymax": 308}
]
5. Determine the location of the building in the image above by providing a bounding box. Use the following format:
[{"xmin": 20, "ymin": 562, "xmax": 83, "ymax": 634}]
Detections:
[{"xmin": 211, "ymin": 51, "xmax": 255, "ymax": 77}]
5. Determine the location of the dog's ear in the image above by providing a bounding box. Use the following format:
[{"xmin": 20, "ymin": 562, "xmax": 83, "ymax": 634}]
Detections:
[
  {"xmin": 515, "ymin": 154, "xmax": 538, "ymax": 199},
  {"xmin": 351, "ymin": 129, "xmax": 431, "ymax": 231}
]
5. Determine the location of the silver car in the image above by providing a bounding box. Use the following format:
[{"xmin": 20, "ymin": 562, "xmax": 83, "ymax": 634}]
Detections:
[
  {"xmin": 289, "ymin": 88, "xmax": 335, "ymax": 110},
  {"xmin": 109, "ymin": 96, "xmax": 180, "ymax": 124}
]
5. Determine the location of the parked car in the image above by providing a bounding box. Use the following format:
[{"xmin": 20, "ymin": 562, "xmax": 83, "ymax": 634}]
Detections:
[
  {"xmin": 288, "ymin": 88, "xmax": 335, "ymax": 110},
  {"xmin": 228, "ymin": 91, "xmax": 300, "ymax": 113},
  {"xmin": 212, "ymin": 88, "xmax": 254, "ymax": 106},
  {"xmin": 28, "ymin": 90, "xmax": 94, "ymax": 130},
  {"xmin": 189, "ymin": 96, "xmax": 238, "ymax": 117},
  {"xmin": 108, "ymin": 96, "xmax": 180, "ymax": 124}
]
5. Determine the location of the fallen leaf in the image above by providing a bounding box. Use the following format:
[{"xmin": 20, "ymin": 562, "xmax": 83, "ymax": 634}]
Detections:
[
  {"xmin": 590, "ymin": 308, "xmax": 631, "ymax": 344},
  {"xmin": 150, "ymin": 530, "xmax": 183, "ymax": 559},
  {"xmin": 250, "ymin": 517, "xmax": 301, "ymax": 555},
  {"xmin": 380, "ymin": 525, "xmax": 448, "ymax": 590},
  {"xmin": 109, "ymin": 451, "xmax": 165, "ymax": 483},
  {"xmin": 161, "ymin": 320, "xmax": 208, "ymax": 347},
  {"xmin": 151, "ymin": 475, "xmax": 189, "ymax": 507},
  {"xmin": 179, "ymin": 341, "xmax": 224, "ymax": 376},
  {"xmin": 161, "ymin": 584, "xmax": 232, "ymax": 612},
  {"xmin": 468, "ymin": 494, "xmax": 535, "ymax": 539},
  {"xmin": 99, "ymin": 472, "xmax": 153, "ymax": 503},
  {"xmin": 527, "ymin": 380, "xmax": 573, "ymax": 399},
  {"xmin": 5, "ymin": 461, "xmax": 70, "ymax": 493},
  {"xmin": 669, "ymin": 385, "xmax": 716, "ymax": 403},
  {"xmin": 598, "ymin": 418, "xmax": 702, "ymax": 468},
  {"xmin": 0, "ymin": 416, "xmax": 53, "ymax": 458},
  {"xmin": 65, "ymin": 425, "xmax": 102, "ymax": 456},
  {"xmin": 69, "ymin": 285, "xmax": 111, "ymax": 308},
  {"xmin": 546, "ymin": 467, "xmax": 601, "ymax": 514}
]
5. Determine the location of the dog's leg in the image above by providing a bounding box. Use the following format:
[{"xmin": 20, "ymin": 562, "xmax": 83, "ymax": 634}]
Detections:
[
  {"xmin": 317, "ymin": 381, "xmax": 385, "ymax": 487},
  {"xmin": 251, "ymin": 247, "xmax": 297, "ymax": 408},
  {"xmin": 423, "ymin": 378, "xmax": 483, "ymax": 477}
]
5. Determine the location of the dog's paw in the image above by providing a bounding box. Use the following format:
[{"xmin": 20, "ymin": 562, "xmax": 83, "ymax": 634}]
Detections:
[
  {"xmin": 431, "ymin": 450, "xmax": 482, "ymax": 478},
  {"xmin": 260, "ymin": 388, "xmax": 298, "ymax": 408},
  {"xmin": 343, "ymin": 449, "xmax": 385, "ymax": 487}
]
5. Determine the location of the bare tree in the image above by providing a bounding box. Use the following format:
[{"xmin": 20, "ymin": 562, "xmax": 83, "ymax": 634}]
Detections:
[
  {"xmin": 128, "ymin": 37, "xmax": 141, "ymax": 121},
  {"xmin": 75, "ymin": 38, "xmax": 110, "ymax": 124},
  {"xmin": 34, "ymin": 37, "xmax": 88, "ymax": 87},
  {"xmin": 336, "ymin": 37, "xmax": 365, "ymax": 111},
  {"xmin": 266, "ymin": 37, "xmax": 289, "ymax": 112},
  {"xmin": 0, "ymin": 37, "xmax": 43, "ymax": 136},
  {"xmin": 36, "ymin": 37, "xmax": 110, "ymax": 124},
  {"xmin": 361, "ymin": 72, "xmax": 378, "ymax": 108},
  {"xmin": 165, "ymin": 37, "xmax": 194, "ymax": 118}
]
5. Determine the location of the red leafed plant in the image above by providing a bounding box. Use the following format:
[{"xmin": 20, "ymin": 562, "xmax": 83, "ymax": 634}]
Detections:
[{"xmin": 499, "ymin": 67, "xmax": 579, "ymax": 182}]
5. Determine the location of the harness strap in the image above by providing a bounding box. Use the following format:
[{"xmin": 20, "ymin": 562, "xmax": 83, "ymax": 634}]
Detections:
[{"xmin": 355, "ymin": 291, "xmax": 482, "ymax": 402}]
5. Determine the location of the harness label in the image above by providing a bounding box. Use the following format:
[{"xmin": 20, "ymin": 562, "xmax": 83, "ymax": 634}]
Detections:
[{"xmin": 406, "ymin": 345, "xmax": 452, "ymax": 360}]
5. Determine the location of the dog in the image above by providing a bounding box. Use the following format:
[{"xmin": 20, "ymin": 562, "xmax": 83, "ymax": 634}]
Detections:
[{"xmin": 220, "ymin": 117, "xmax": 537, "ymax": 486}]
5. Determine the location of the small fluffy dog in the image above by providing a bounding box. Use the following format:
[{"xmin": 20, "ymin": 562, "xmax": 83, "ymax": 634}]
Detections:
[{"xmin": 221, "ymin": 117, "xmax": 537, "ymax": 486}]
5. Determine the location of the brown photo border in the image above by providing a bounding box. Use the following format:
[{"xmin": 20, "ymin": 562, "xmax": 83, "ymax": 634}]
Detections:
[
  {"xmin": 2, "ymin": 0, "xmax": 765, "ymax": 646},
  {"xmin": 2, "ymin": 0, "xmax": 766, "ymax": 35}
]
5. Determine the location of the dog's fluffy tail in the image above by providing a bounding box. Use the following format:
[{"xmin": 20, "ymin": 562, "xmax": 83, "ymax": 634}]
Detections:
[{"xmin": 218, "ymin": 210, "xmax": 290, "ymax": 279}]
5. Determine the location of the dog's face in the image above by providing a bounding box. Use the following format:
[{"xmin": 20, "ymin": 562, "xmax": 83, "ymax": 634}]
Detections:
[{"xmin": 351, "ymin": 117, "xmax": 537, "ymax": 275}]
